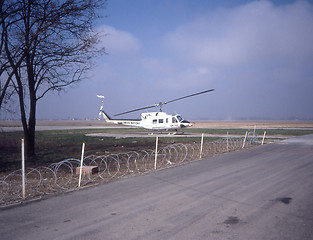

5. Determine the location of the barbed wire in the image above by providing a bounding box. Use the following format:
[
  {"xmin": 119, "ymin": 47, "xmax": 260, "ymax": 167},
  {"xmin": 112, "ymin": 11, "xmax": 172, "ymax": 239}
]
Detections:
[{"xmin": 0, "ymin": 135, "xmax": 259, "ymax": 206}]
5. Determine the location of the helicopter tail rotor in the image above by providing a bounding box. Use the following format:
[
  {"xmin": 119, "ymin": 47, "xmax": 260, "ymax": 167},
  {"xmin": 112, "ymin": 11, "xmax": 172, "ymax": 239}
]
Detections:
[
  {"xmin": 98, "ymin": 101, "xmax": 104, "ymax": 120},
  {"xmin": 97, "ymin": 95, "xmax": 113, "ymax": 122}
]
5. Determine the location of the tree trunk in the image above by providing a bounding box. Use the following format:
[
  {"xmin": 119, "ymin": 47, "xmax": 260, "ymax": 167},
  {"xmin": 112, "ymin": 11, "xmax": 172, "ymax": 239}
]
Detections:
[
  {"xmin": 18, "ymin": 93, "xmax": 36, "ymax": 159},
  {"xmin": 27, "ymin": 90, "xmax": 36, "ymax": 159},
  {"xmin": 24, "ymin": 2, "xmax": 36, "ymax": 159}
]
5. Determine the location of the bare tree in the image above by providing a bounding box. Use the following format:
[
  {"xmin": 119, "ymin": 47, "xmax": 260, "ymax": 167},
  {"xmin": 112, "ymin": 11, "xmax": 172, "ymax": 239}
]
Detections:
[
  {"xmin": 0, "ymin": 0, "xmax": 18, "ymax": 109},
  {"xmin": 0, "ymin": 0, "xmax": 106, "ymax": 159}
]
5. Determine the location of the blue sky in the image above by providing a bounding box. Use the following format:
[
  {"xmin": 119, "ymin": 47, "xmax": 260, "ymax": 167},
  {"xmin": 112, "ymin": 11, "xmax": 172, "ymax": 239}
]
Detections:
[{"xmin": 37, "ymin": 0, "xmax": 313, "ymax": 121}]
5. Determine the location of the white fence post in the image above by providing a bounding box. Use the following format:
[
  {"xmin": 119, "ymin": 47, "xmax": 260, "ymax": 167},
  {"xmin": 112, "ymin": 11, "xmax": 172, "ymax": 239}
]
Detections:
[
  {"xmin": 253, "ymin": 125, "xmax": 256, "ymax": 138},
  {"xmin": 200, "ymin": 133, "xmax": 204, "ymax": 158},
  {"xmin": 242, "ymin": 131, "xmax": 248, "ymax": 148},
  {"xmin": 78, "ymin": 142, "xmax": 85, "ymax": 187},
  {"xmin": 227, "ymin": 131, "xmax": 229, "ymax": 152},
  {"xmin": 21, "ymin": 139, "xmax": 26, "ymax": 199},
  {"xmin": 154, "ymin": 136, "xmax": 159, "ymax": 170},
  {"xmin": 262, "ymin": 131, "xmax": 267, "ymax": 145}
]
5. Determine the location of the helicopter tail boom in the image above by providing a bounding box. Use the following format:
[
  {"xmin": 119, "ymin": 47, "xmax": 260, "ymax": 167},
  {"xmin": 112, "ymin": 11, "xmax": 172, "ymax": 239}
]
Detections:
[
  {"xmin": 100, "ymin": 110, "xmax": 112, "ymax": 122},
  {"xmin": 98, "ymin": 99, "xmax": 141, "ymax": 127}
]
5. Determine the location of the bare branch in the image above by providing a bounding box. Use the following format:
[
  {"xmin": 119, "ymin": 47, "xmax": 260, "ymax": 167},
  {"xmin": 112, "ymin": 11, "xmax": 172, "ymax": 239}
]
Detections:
[{"xmin": 0, "ymin": 0, "xmax": 107, "ymax": 158}]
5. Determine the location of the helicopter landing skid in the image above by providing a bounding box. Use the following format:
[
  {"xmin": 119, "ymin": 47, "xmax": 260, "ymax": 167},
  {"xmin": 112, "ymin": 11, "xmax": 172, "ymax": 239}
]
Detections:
[
  {"xmin": 148, "ymin": 131, "xmax": 185, "ymax": 136},
  {"xmin": 168, "ymin": 131, "xmax": 185, "ymax": 135}
]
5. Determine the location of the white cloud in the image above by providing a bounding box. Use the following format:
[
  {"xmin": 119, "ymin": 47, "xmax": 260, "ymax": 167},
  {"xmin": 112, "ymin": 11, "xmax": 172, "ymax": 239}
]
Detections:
[
  {"xmin": 37, "ymin": 1, "xmax": 313, "ymax": 120},
  {"xmin": 165, "ymin": 0, "xmax": 313, "ymax": 66},
  {"xmin": 140, "ymin": 58, "xmax": 164, "ymax": 72},
  {"xmin": 97, "ymin": 25, "xmax": 141, "ymax": 56},
  {"xmin": 154, "ymin": 0, "xmax": 313, "ymax": 119}
]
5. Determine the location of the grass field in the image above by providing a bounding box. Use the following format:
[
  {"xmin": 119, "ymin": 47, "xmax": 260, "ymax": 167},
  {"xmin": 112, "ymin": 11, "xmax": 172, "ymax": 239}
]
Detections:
[{"xmin": 1, "ymin": 121, "xmax": 313, "ymax": 172}]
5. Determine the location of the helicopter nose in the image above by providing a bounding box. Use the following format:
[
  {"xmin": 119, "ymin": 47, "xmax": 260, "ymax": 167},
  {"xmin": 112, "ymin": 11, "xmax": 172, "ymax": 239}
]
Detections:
[{"xmin": 180, "ymin": 120, "xmax": 192, "ymax": 128}]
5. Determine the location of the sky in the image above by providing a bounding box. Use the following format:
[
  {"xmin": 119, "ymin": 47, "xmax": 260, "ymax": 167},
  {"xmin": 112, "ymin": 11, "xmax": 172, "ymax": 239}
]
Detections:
[{"xmin": 35, "ymin": 0, "xmax": 313, "ymax": 121}]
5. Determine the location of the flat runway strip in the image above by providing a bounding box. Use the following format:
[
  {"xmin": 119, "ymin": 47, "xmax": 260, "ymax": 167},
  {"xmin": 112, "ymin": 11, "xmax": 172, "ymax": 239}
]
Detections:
[{"xmin": 1, "ymin": 135, "xmax": 313, "ymax": 240}]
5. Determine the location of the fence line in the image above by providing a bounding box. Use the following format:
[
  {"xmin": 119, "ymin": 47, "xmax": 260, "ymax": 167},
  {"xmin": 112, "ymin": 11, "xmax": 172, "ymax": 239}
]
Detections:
[{"xmin": 0, "ymin": 134, "xmax": 260, "ymax": 206}]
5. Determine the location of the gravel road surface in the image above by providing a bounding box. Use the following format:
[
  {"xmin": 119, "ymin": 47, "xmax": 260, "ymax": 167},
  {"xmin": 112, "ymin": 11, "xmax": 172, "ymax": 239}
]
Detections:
[{"xmin": 1, "ymin": 135, "xmax": 313, "ymax": 240}]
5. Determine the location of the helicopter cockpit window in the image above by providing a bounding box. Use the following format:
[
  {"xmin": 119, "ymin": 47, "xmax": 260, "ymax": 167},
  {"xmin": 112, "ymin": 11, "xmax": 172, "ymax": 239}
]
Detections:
[
  {"xmin": 172, "ymin": 117, "xmax": 177, "ymax": 123},
  {"xmin": 177, "ymin": 115, "xmax": 183, "ymax": 122}
]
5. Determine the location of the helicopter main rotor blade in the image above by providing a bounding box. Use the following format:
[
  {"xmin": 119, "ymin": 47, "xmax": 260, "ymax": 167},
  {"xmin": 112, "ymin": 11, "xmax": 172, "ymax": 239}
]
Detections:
[
  {"xmin": 114, "ymin": 89, "xmax": 215, "ymax": 116},
  {"xmin": 164, "ymin": 89, "xmax": 215, "ymax": 105},
  {"xmin": 114, "ymin": 104, "xmax": 158, "ymax": 116}
]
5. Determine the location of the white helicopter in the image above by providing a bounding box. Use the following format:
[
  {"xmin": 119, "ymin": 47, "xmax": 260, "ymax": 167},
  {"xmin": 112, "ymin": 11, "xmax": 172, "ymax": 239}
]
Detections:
[{"xmin": 97, "ymin": 89, "xmax": 214, "ymax": 131}]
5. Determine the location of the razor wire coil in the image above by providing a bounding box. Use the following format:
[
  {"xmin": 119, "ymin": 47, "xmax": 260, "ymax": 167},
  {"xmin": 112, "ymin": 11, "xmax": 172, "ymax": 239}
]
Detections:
[{"xmin": 0, "ymin": 136, "xmax": 258, "ymax": 206}]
